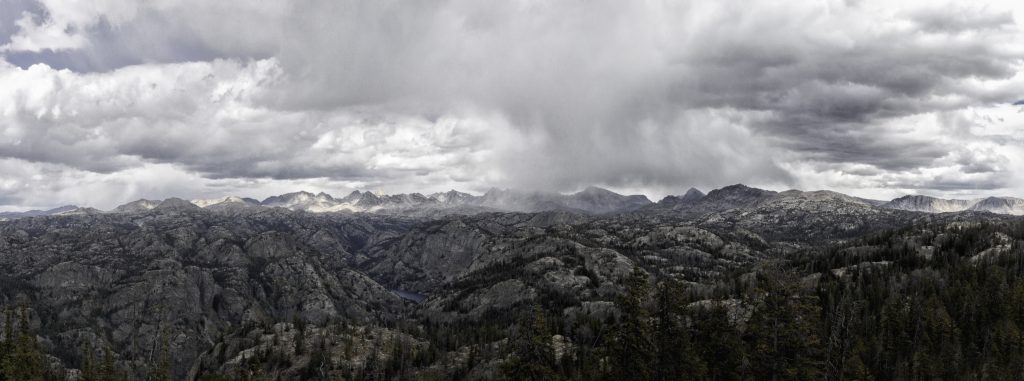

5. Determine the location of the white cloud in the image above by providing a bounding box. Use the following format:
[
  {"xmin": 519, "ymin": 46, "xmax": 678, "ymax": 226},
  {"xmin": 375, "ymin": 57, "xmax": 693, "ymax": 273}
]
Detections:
[
  {"xmin": 0, "ymin": 57, "xmax": 520, "ymax": 208},
  {"xmin": 0, "ymin": 0, "xmax": 1023, "ymax": 208}
]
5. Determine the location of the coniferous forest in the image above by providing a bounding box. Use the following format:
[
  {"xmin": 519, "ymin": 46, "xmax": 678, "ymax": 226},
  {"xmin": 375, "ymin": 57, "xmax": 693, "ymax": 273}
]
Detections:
[{"xmin": 1, "ymin": 211, "xmax": 1023, "ymax": 380}]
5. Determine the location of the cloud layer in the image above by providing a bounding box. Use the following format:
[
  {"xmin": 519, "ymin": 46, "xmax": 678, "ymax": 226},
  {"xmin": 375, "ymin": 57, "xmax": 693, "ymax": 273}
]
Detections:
[{"xmin": 1, "ymin": 0, "xmax": 1023, "ymax": 209}]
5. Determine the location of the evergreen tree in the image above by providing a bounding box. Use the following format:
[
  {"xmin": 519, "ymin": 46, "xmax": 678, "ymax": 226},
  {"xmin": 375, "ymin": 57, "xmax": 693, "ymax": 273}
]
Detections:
[
  {"xmin": 745, "ymin": 267, "xmax": 824, "ymax": 381},
  {"xmin": 502, "ymin": 305, "xmax": 560, "ymax": 381},
  {"xmin": 691, "ymin": 306, "xmax": 745, "ymax": 381},
  {"xmin": 822, "ymin": 287, "xmax": 863, "ymax": 381},
  {"xmin": 293, "ymin": 319, "xmax": 306, "ymax": 355},
  {"xmin": 985, "ymin": 318, "xmax": 1023, "ymax": 380},
  {"xmin": 80, "ymin": 340, "xmax": 97, "ymax": 381},
  {"xmin": 8, "ymin": 308, "xmax": 46, "ymax": 381},
  {"xmin": 606, "ymin": 267, "xmax": 655, "ymax": 381},
  {"xmin": 653, "ymin": 280, "xmax": 705, "ymax": 381},
  {"xmin": 101, "ymin": 341, "xmax": 116, "ymax": 381},
  {"xmin": 911, "ymin": 296, "xmax": 961, "ymax": 380},
  {"xmin": 0, "ymin": 308, "xmax": 12, "ymax": 380}
]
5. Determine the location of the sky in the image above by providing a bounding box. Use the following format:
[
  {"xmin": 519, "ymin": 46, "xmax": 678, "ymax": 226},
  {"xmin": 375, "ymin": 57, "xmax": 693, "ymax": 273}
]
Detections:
[{"xmin": 1, "ymin": 0, "xmax": 1023, "ymax": 210}]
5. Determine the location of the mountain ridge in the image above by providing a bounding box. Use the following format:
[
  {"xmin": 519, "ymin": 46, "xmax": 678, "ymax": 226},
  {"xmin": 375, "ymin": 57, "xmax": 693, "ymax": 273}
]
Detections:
[
  {"xmin": 882, "ymin": 194, "xmax": 1024, "ymax": 215},
  {"xmin": 5, "ymin": 185, "xmax": 1024, "ymax": 220}
]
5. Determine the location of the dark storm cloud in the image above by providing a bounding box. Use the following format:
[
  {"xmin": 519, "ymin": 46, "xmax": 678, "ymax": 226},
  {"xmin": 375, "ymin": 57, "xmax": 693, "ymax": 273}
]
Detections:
[
  {"xmin": 261, "ymin": 0, "xmax": 1024, "ymax": 192},
  {"xmin": 666, "ymin": 30, "xmax": 1020, "ymax": 172},
  {"xmin": 0, "ymin": 0, "xmax": 1023, "ymax": 208},
  {"xmin": 781, "ymin": 130, "xmax": 951, "ymax": 171}
]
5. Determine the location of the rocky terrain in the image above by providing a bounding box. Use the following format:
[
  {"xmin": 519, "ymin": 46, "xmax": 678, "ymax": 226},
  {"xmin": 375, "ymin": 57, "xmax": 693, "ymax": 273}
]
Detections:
[
  {"xmin": 0, "ymin": 202, "xmax": 770, "ymax": 379},
  {"xmin": 0, "ymin": 184, "xmax": 1022, "ymax": 380}
]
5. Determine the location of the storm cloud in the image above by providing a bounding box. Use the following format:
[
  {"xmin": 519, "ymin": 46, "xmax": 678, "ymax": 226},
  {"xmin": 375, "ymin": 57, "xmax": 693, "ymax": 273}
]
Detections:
[{"xmin": 1, "ymin": 0, "xmax": 1023, "ymax": 209}]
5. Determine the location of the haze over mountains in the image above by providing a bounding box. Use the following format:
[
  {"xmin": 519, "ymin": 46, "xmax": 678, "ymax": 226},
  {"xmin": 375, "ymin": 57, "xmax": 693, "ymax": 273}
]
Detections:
[{"xmin": 3, "ymin": 185, "xmax": 1022, "ymax": 221}]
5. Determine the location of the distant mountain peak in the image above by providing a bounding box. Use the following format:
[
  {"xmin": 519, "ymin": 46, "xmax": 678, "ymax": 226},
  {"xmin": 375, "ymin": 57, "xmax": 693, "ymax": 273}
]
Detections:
[
  {"xmin": 156, "ymin": 198, "xmax": 200, "ymax": 211},
  {"xmin": 431, "ymin": 189, "xmax": 474, "ymax": 205},
  {"xmin": 578, "ymin": 185, "xmax": 612, "ymax": 194},
  {"xmin": 881, "ymin": 194, "xmax": 1024, "ymax": 215},
  {"xmin": 720, "ymin": 183, "xmax": 751, "ymax": 190},
  {"xmin": 113, "ymin": 199, "xmax": 161, "ymax": 213},
  {"xmin": 9, "ymin": 185, "xmax": 1024, "ymax": 220},
  {"xmin": 54, "ymin": 206, "xmax": 102, "ymax": 216},
  {"xmin": 705, "ymin": 184, "xmax": 776, "ymax": 200},
  {"xmin": 483, "ymin": 187, "xmax": 505, "ymax": 196},
  {"xmin": 0, "ymin": 205, "xmax": 81, "ymax": 220},
  {"xmin": 655, "ymin": 187, "xmax": 705, "ymax": 207},
  {"xmin": 681, "ymin": 187, "xmax": 705, "ymax": 202}
]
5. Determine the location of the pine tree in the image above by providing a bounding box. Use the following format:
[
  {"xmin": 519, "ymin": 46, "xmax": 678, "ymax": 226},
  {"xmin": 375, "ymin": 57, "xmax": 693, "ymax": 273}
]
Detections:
[
  {"xmin": 80, "ymin": 340, "xmax": 97, "ymax": 381},
  {"xmin": 501, "ymin": 305, "xmax": 560, "ymax": 381},
  {"xmin": 745, "ymin": 267, "xmax": 824, "ymax": 381},
  {"xmin": 293, "ymin": 320, "xmax": 306, "ymax": 355},
  {"xmin": 654, "ymin": 280, "xmax": 705, "ymax": 381},
  {"xmin": 823, "ymin": 288, "xmax": 862, "ymax": 381},
  {"xmin": 912, "ymin": 296, "xmax": 961, "ymax": 380},
  {"xmin": 606, "ymin": 267, "xmax": 655, "ymax": 381},
  {"xmin": 692, "ymin": 306, "xmax": 745, "ymax": 381},
  {"xmin": 9, "ymin": 307, "xmax": 45, "ymax": 381},
  {"xmin": 986, "ymin": 318, "xmax": 1023, "ymax": 380},
  {"xmin": 101, "ymin": 341, "xmax": 116, "ymax": 381},
  {"xmin": 0, "ymin": 308, "xmax": 12, "ymax": 380}
]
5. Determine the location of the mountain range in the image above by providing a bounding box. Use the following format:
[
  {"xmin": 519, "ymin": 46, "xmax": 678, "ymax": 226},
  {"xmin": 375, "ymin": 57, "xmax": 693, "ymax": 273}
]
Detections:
[
  {"xmin": 882, "ymin": 195, "xmax": 1024, "ymax": 215},
  {"xmin": 0, "ymin": 182, "xmax": 1022, "ymax": 379},
  {"xmin": 2, "ymin": 185, "xmax": 1022, "ymax": 221}
]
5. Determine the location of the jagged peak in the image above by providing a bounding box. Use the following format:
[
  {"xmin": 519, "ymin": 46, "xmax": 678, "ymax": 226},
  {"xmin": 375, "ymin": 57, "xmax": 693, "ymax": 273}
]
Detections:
[
  {"xmin": 261, "ymin": 190, "xmax": 316, "ymax": 204},
  {"xmin": 430, "ymin": 189, "xmax": 475, "ymax": 204}
]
